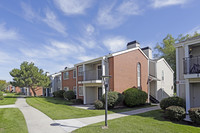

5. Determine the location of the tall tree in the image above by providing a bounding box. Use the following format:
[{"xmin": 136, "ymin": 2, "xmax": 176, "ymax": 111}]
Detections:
[
  {"xmin": 0, "ymin": 80, "xmax": 6, "ymax": 91},
  {"xmin": 10, "ymin": 61, "xmax": 50, "ymax": 96}
]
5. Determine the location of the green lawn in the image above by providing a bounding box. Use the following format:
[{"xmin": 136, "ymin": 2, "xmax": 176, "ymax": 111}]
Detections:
[
  {"xmin": 0, "ymin": 93, "xmax": 17, "ymax": 105},
  {"xmin": 74, "ymin": 110, "xmax": 200, "ymax": 133},
  {"xmin": 26, "ymin": 97, "xmax": 153, "ymax": 120},
  {"xmin": 0, "ymin": 108, "xmax": 28, "ymax": 133}
]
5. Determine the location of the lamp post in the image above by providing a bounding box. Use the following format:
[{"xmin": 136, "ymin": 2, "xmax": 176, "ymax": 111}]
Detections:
[{"xmin": 102, "ymin": 75, "xmax": 111, "ymax": 128}]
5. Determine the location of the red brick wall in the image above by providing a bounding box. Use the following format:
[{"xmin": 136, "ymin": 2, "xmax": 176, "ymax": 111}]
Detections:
[
  {"xmin": 15, "ymin": 87, "xmax": 21, "ymax": 93},
  {"xmin": 109, "ymin": 57, "xmax": 114, "ymax": 92},
  {"xmin": 30, "ymin": 87, "xmax": 43, "ymax": 96},
  {"xmin": 109, "ymin": 49, "xmax": 148, "ymax": 93},
  {"xmin": 62, "ymin": 70, "xmax": 76, "ymax": 91}
]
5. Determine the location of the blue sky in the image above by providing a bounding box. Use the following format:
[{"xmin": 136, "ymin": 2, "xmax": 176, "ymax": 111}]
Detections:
[{"xmin": 0, "ymin": 0, "xmax": 200, "ymax": 82}]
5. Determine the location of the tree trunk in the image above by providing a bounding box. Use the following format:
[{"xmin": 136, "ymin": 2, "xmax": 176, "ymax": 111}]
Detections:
[{"xmin": 30, "ymin": 87, "xmax": 36, "ymax": 97}]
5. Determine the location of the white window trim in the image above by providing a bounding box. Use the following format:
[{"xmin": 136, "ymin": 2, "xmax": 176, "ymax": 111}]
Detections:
[
  {"xmin": 137, "ymin": 63, "xmax": 141, "ymax": 88},
  {"xmin": 63, "ymin": 72, "xmax": 69, "ymax": 80},
  {"xmin": 73, "ymin": 70, "xmax": 76, "ymax": 78},
  {"xmin": 78, "ymin": 66, "xmax": 83, "ymax": 76},
  {"xmin": 64, "ymin": 86, "xmax": 69, "ymax": 91},
  {"xmin": 79, "ymin": 86, "xmax": 83, "ymax": 96}
]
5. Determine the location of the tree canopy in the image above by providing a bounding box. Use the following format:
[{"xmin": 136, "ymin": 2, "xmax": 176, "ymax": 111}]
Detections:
[
  {"xmin": 10, "ymin": 61, "xmax": 50, "ymax": 96},
  {"xmin": 154, "ymin": 32, "xmax": 200, "ymax": 72},
  {"xmin": 0, "ymin": 80, "xmax": 6, "ymax": 91}
]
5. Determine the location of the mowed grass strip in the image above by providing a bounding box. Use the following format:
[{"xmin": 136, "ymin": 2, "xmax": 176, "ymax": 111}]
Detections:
[
  {"xmin": 0, "ymin": 93, "xmax": 17, "ymax": 105},
  {"xmin": 26, "ymin": 97, "xmax": 153, "ymax": 120},
  {"xmin": 0, "ymin": 108, "xmax": 28, "ymax": 133},
  {"xmin": 74, "ymin": 110, "xmax": 200, "ymax": 133}
]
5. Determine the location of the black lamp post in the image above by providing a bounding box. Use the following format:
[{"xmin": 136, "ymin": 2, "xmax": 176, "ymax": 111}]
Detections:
[{"xmin": 102, "ymin": 75, "xmax": 111, "ymax": 128}]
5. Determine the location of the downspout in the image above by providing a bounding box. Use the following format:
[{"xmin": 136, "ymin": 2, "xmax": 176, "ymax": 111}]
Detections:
[{"xmin": 147, "ymin": 58, "xmax": 150, "ymax": 103}]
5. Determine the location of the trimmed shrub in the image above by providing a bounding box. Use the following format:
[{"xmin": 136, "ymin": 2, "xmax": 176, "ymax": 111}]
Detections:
[
  {"xmin": 160, "ymin": 96, "xmax": 185, "ymax": 110},
  {"xmin": 71, "ymin": 99, "xmax": 83, "ymax": 104},
  {"xmin": 0, "ymin": 91, "xmax": 3, "ymax": 100},
  {"xmin": 94, "ymin": 100, "xmax": 104, "ymax": 109},
  {"xmin": 63, "ymin": 90, "xmax": 75, "ymax": 100},
  {"xmin": 123, "ymin": 88, "xmax": 148, "ymax": 107},
  {"xmin": 102, "ymin": 91, "xmax": 124, "ymax": 109},
  {"xmin": 189, "ymin": 107, "xmax": 200, "ymax": 125},
  {"xmin": 53, "ymin": 90, "xmax": 65, "ymax": 98},
  {"xmin": 165, "ymin": 106, "xmax": 186, "ymax": 121}
]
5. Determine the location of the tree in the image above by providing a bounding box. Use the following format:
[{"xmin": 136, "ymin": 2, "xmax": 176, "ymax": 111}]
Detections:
[
  {"xmin": 10, "ymin": 61, "xmax": 50, "ymax": 96},
  {"xmin": 0, "ymin": 80, "xmax": 6, "ymax": 91}
]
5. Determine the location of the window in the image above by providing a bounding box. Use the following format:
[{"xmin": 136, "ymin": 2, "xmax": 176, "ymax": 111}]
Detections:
[
  {"xmin": 78, "ymin": 66, "xmax": 83, "ymax": 76},
  {"xmin": 79, "ymin": 86, "xmax": 83, "ymax": 96},
  {"xmin": 73, "ymin": 70, "xmax": 76, "ymax": 78},
  {"xmin": 73, "ymin": 86, "xmax": 76, "ymax": 95},
  {"xmin": 137, "ymin": 63, "xmax": 141, "ymax": 88},
  {"xmin": 162, "ymin": 70, "xmax": 164, "ymax": 81},
  {"xmin": 64, "ymin": 87, "xmax": 69, "ymax": 91},
  {"xmin": 63, "ymin": 72, "xmax": 69, "ymax": 80}
]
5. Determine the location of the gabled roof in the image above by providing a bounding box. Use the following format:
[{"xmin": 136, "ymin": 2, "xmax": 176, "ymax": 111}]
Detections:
[
  {"xmin": 174, "ymin": 35, "xmax": 200, "ymax": 48},
  {"xmin": 150, "ymin": 58, "xmax": 174, "ymax": 73},
  {"xmin": 74, "ymin": 47, "xmax": 149, "ymax": 66}
]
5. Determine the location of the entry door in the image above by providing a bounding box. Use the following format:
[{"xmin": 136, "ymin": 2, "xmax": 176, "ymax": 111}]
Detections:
[
  {"xmin": 98, "ymin": 87, "xmax": 102, "ymax": 100},
  {"xmin": 190, "ymin": 83, "xmax": 200, "ymax": 108}
]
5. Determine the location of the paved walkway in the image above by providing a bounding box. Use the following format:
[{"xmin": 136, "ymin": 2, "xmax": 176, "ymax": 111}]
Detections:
[
  {"xmin": 15, "ymin": 98, "xmax": 66, "ymax": 133},
  {"xmin": 55, "ymin": 106, "xmax": 160, "ymax": 133},
  {"xmin": 0, "ymin": 104, "xmax": 16, "ymax": 108}
]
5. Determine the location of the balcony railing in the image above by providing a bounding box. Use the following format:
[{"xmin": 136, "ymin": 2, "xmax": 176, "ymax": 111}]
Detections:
[
  {"xmin": 184, "ymin": 56, "xmax": 200, "ymax": 74},
  {"xmin": 80, "ymin": 69, "xmax": 102, "ymax": 81}
]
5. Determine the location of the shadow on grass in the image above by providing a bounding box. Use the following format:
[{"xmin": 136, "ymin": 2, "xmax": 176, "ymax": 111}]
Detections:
[
  {"xmin": 132, "ymin": 110, "xmax": 200, "ymax": 128},
  {"xmin": 26, "ymin": 96, "xmax": 74, "ymax": 105}
]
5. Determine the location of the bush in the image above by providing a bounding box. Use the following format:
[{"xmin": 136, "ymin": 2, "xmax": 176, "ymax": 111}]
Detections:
[
  {"xmin": 94, "ymin": 100, "xmax": 104, "ymax": 109},
  {"xmin": 189, "ymin": 107, "xmax": 200, "ymax": 125},
  {"xmin": 71, "ymin": 99, "xmax": 83, "ymax": 104},
  {"xmin": 53, "ymin": 90, "xmax": 65, "ymax": 98},
  {"xmin": 123, "ymin": 88, "xmax": 148, "ymax": 107},
  {"xmin": 0, "ymin": 91, "xmax": 3, "ymax": 100},
  {"xmin": 102, "ymin": 91, "xmax": 124, "ymax": 109},
  {"xmin": 165, "ymin": 106, "xmax": 186, "ymax": 121},
  {"xmin": 63, "ymin": 90, "xmax": 75, "ymax": 100},
  {"xmin": 160, "ymin": 96, "xmax": 185, "ymax": 110}
]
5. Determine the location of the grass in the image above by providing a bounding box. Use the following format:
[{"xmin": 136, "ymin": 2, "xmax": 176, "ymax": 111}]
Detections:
[
  {"xmin": 74, "ymin": 110, "xmax": 200, "ymax": 133},
  {"xmin": 0, "ymin": 93, "xmax": 17, "ymax": 105},
  {"xmin": 26, "ymin": 97, "xmax": 153, "ymax": 120},
  {"xmin": 0, "ymin": 108, "xmax": 28, "ymax": 133}
]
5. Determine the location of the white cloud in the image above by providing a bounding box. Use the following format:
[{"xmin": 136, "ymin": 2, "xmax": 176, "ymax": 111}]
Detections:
[
  {"xmin": 117, "ymin": 0, "xmax": 143, "ymax": 15},
  {"xmin": 0, "ymin": 23, "xmax": 19, "ymax": 40},
  {"xmin": 103, "ymin": 36, "xmax": 128, "ymax": 52},
  {"xmin": 151, "ymin": 0, "xmax": 189, "ymax": 8},
  {"xmin": 43, "ymin": 9, "xmax": 67, "ymax": 35},
  {"xmin": 54, "ymin": 0, "xmax": 93, "ymax": 15},
  {"xmin": 21, "ymin": 2, "xmax": 39, "ymax": 22},
  {"xmin": 86, "ymin": 24, "xmax": 95, "ymax": 35},
  {"xmin": 97, "ymin": 3, "xmax": 124, "ymax": 29},
  {"xmin": 97, "ymin": 1, "xmax": 142, "ymax": 29}
]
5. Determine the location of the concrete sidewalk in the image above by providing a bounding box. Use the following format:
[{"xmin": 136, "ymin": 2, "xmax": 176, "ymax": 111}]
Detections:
[
  {"xmin": 15, "ymin": 98, "xmax": 66, "ymax": 133},
  {"xmin": 55, "ymin": 106, "xmax": 160, "ymax": 133},
  {"xmin": 0, "ymin": 104, "xmax": 16, "ymax": 108}
]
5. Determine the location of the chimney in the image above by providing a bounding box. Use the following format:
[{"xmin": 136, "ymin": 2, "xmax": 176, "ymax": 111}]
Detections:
[
  {"xmin": 141, "ymin": 47, "xmax": 152, "ymax": 59},
  {"xmin": 127, "ymin": 40, "xmax": 140, "ymax": 49}
]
